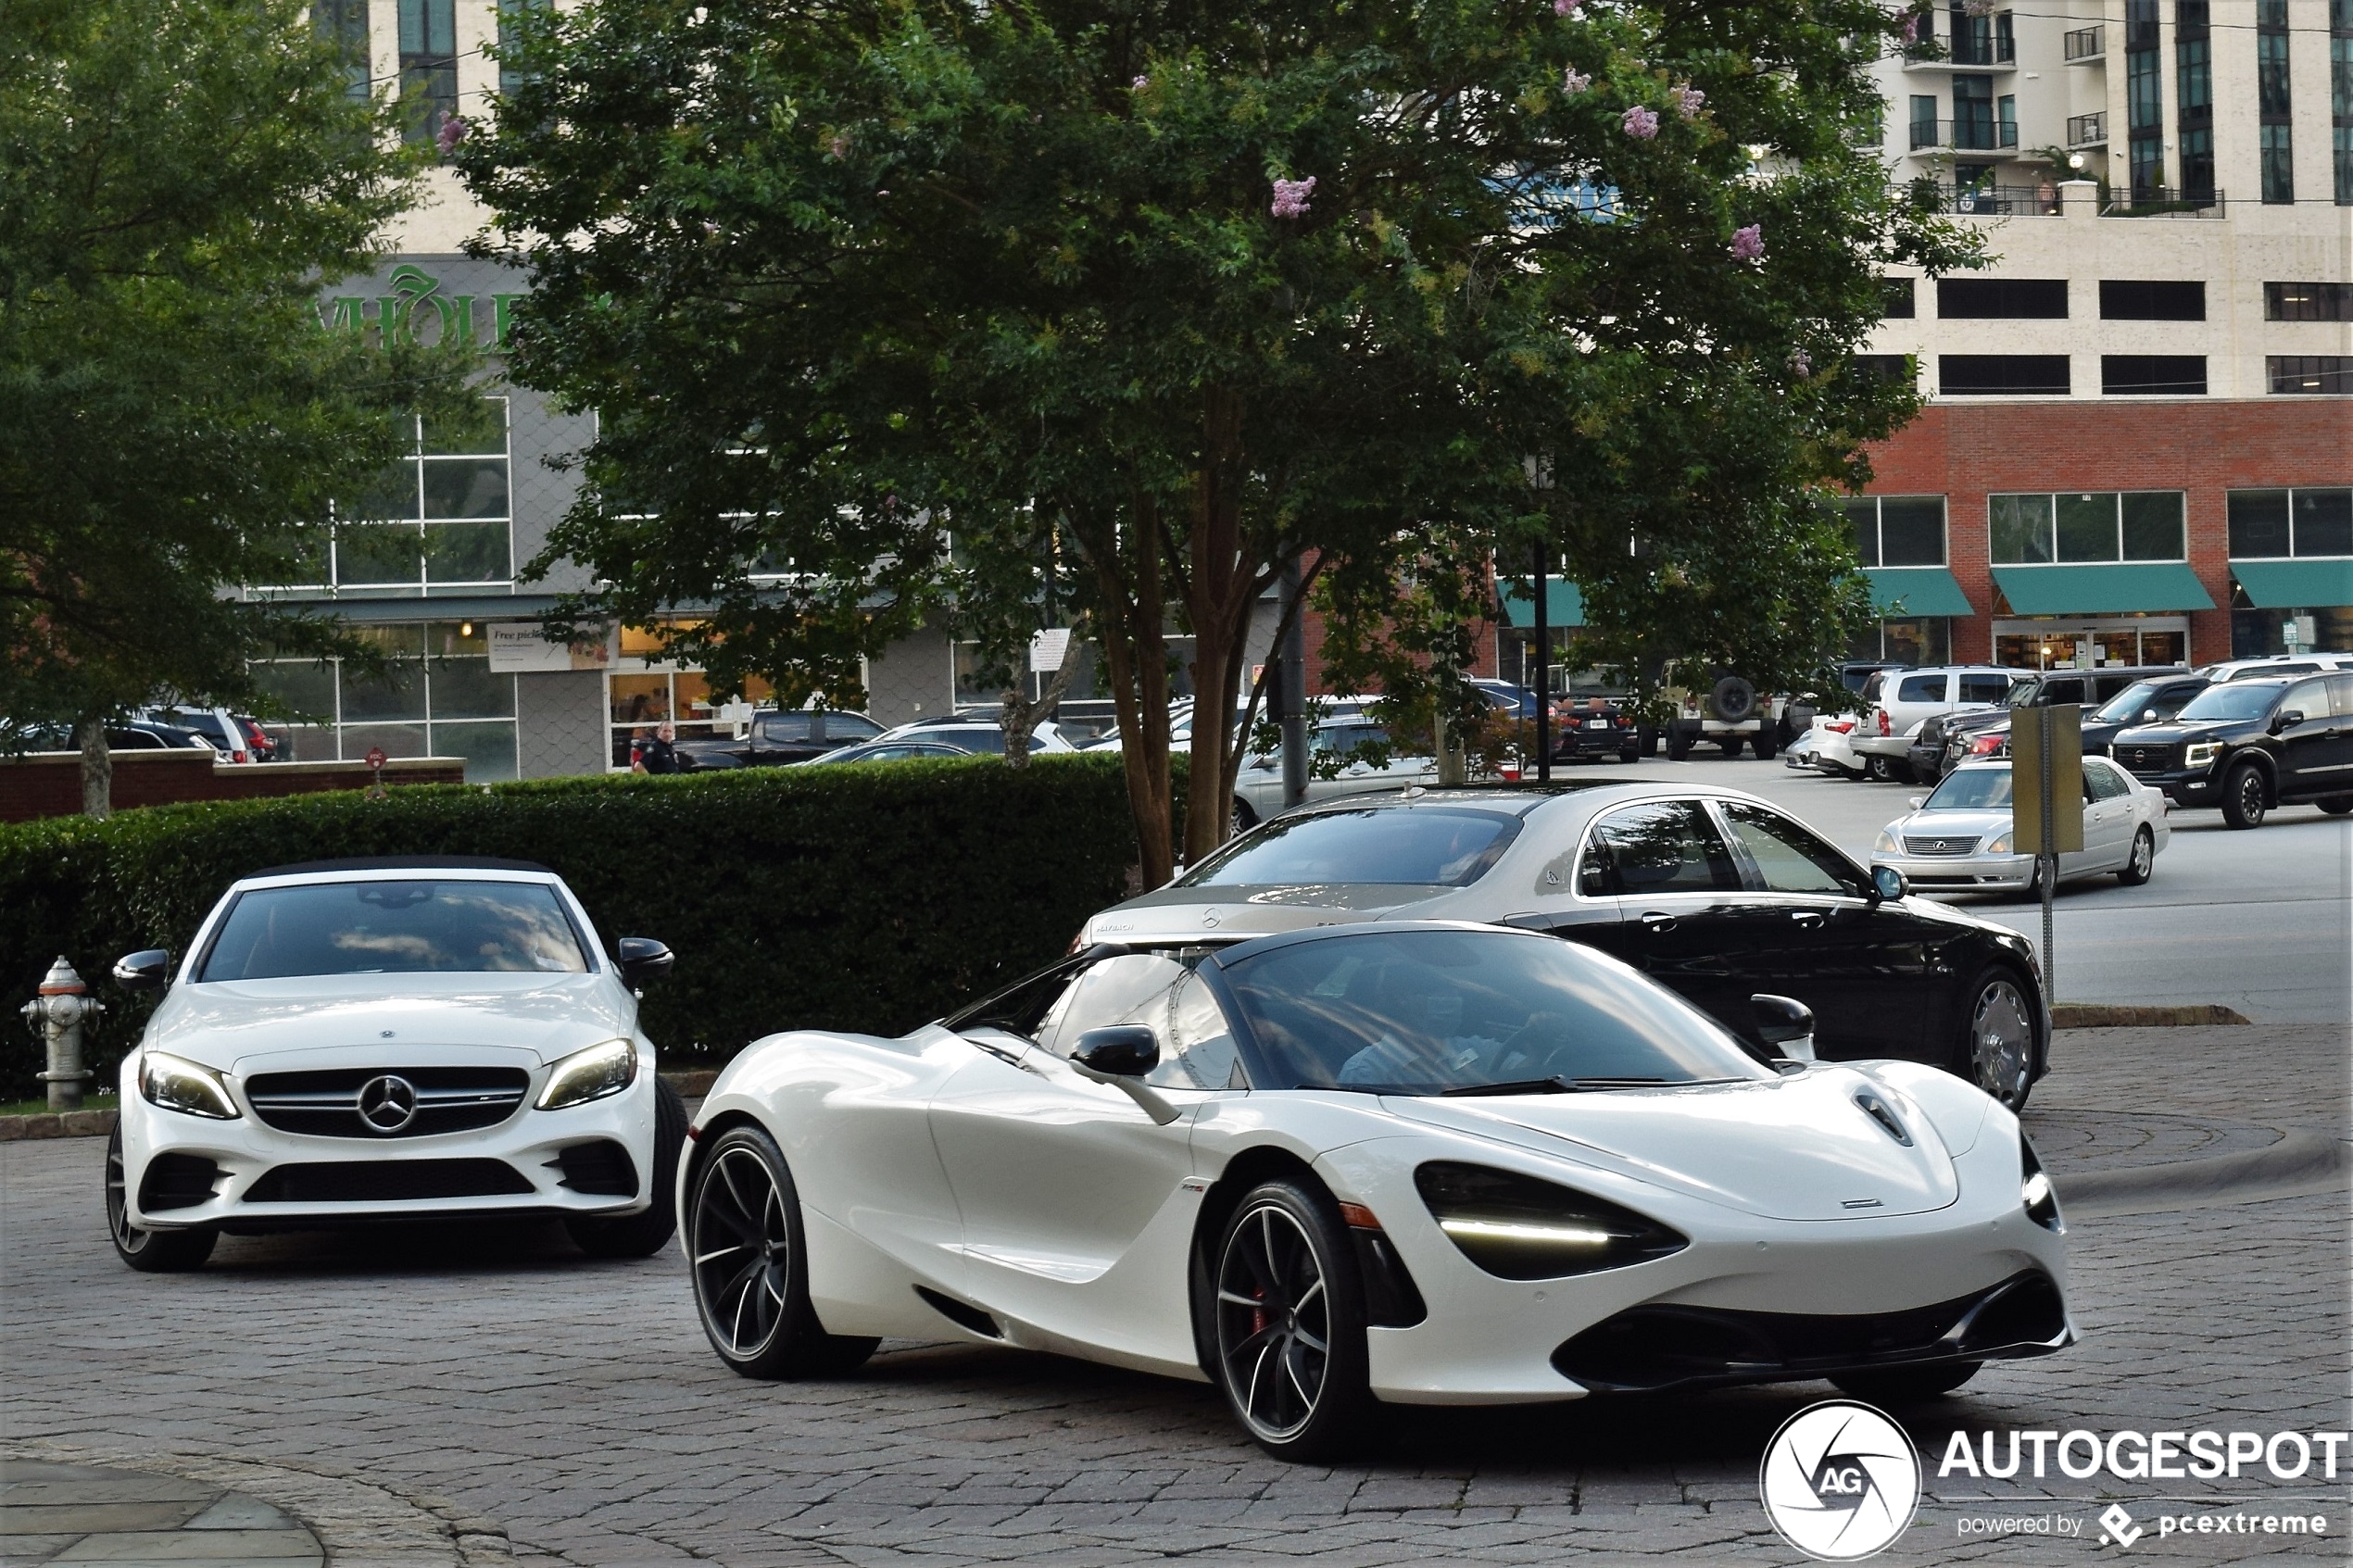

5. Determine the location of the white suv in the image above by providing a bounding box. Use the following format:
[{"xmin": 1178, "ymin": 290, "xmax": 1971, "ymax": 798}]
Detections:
[
  {"xmin": 1851, "ymin": 666, "xmax": 2018, "ymax": 783},
  {"xmin": 2203, "ymin": 653, "xmax": 2353, "ymax": 684}
]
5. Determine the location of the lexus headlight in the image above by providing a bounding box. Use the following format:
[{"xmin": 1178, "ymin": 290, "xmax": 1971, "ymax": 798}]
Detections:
[
  {"xmin": 2020, "ymin": 1138, "xmax": 2062, "ymax": 1233},
  {"xmin": 1873, "ymin": 827, "xmax": 1900, "ymax": 856},
  {"xmin": 1416, "ymin": 1161, "xmax": 1687, "ymax": 1280},
  {"xmin": 139, "ymin": 1052, "xmax": 240, "ymax": 1120},
  {"xmin": 1984, "ymin": 828, "xmax": 2013, "ymax": 854},
  {"xmin": 536, "ymin": 1039, "xmax": 637, "ymax": 1110},
  {"xmin": 2183, "ymin": 741, "xmax": 2219, "ymax": 770}
]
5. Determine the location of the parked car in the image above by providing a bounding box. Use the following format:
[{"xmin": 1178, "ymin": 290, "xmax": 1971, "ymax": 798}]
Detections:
[
  {"xmin": 1780, "ymin": 659, "xmax": 1910, "ymax": 741},
  {"xmin": 2202, "ymin": 652, "xmax": 2353, "ymax": 684},
  {"xmin": 673, "ymin": 708, "xmax": 884, "ymax": 771},
  {"xmin": 1785, "ymin": 711, "xmax": 1869, "ymax": 778},
  {"xmin": 2112, "ymin": 673, "xmax": 2353, "ymax": 828},
  {"xmin": 1662, "ymin": 672, "xmax": 1788, "ymax": 760},
  {"xmin": 1851, "ymin": 665, "xmax": 2019, "ymax": 783},
  {"xmin": 1549, "ymin": 695, "xmax": 1641, "ymax": 763},
  {"xmin": 1919, "ymin": 666, "xmax": 2193, "ymax": 782},
  {"xmin": 143, "ymin": 707, "xmax": 274, "ymax": 763},
  {"xmin": 1870, "ymin": 758, "xmax": 2169, "ymax": 898},
  {"xmin": 873, "ymin": 719, "xmax": 1077, "ymax": 756},
  {"xmin": 799, "ymin": 739, "xmax": 975, "ymax": 766},
  {"xmin": 104, "ymin": 857, "xmax": 685, "ymax": 1272},
  {"xmin": 1231, "ymin": 717, "xmax": 1435, "ymax": 827},
  {"xmin": 1935, "ymin": 670, "xmax": 2211, "ymax": 777},
  {"xmin": 681, "ymin": 922, "xmax": 2070, "ymax": 1459},
  {"xmin": 6, "ymin": 717, "xmax": 215, "ymax": 754},
  {"xmin": 1080, "ymin": 782, "xmax": 2049, "ymax": 1108}
]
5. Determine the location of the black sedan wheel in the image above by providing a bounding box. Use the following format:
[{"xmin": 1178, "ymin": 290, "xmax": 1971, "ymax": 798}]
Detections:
[
  {"xmin": 687, "ymin": 1124, "xmax": 877, "ymax": 1378},
  {"xmin": 1959, "ymin": 971, "xmax": 2037, "ymax": 1111},
  {"xmin": 2220, "ymin": 762, "xmax": 2268, "ymax": 829},
  {"xmin": 1211, "ymin": 1182, "xmax": 1373, "ymax": 1461},
  {"xmin": 106, "ymin": 1126, "xmax": 216, "ymax": 1273}
]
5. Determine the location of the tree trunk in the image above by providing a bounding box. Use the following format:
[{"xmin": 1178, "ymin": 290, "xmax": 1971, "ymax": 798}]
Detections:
[
  {"xmin": 1069, "ymin": 500, "xmax": 1176, "ymax": 889},
  {"xmin": 1178, "ymin": 384, "xmax": 1252, "ymax": 868},
  {"xmin": 998, "ymin": 623, "xmax": 1088, "ymax": 769},
  {"xmin": 75, "ymin": 718, "xmax": 112, "ymax": 820}
]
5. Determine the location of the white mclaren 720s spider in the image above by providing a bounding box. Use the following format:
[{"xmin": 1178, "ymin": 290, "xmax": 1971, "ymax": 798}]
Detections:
[{"xmin": 679, "ymin": 922, "xmax": 2072, "ymax": 1460}]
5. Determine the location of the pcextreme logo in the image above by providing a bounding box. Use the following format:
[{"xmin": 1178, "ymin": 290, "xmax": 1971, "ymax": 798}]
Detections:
[{"xmin": 1759, "ymin": 1400, "xmax": 1923, "ymax": 1561}]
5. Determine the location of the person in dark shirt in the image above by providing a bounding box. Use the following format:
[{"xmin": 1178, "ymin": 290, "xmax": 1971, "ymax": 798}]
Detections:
[{"xmin": 633, "ymin": 721, "xmax": 679, "ymax": 774}]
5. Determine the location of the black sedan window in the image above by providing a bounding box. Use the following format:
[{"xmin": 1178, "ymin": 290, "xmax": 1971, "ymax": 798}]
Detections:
[
  {"xmin": 1718, "ymin": 803, "xmax": 1869, "ymax": 897},
  {"xmin": 1583, "ymin": 802, "xmax": 1742, "ymax": 896},
  {"xmin": 199, "ymin": 881, "xmax": 588, "ymax": 980},
  {"xmin": 1178, "ymin": 809, "xmax": 1520, "ymax": 888},
  {"xmin": 1218, "ymin": 929, "xmax": 1770, "ymax": 1094}
]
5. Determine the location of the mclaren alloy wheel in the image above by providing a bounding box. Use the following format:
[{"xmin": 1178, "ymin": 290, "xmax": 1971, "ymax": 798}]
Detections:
[
  {"xmin": 106, "ymin": 1126, "xmax": 215, "ymax": 1273},
  {"xmin": 1210, "ymin": 1181, "xmax": 1373, "ymax": 1461},
  {"xmin": 686, "ymin": 1124, "xmax": 876, "ymax": 1378},
  {"xmin": 1962, "ymin": 972, "xmax": 2036, "ymax": 1111}
]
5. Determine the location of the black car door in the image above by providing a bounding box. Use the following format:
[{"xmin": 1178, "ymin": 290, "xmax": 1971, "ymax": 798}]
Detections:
[
  {"xmin": 1559, "ymin": 799, "xmax": 1755, "ymax": 1030},
  {"xmin": 2275, "ymin": 677, "xmax": 2347, "ymax": 797},
  {"xmin": 1712, "ymin": 800, "xmax": 1944, "ymax": 1063}
]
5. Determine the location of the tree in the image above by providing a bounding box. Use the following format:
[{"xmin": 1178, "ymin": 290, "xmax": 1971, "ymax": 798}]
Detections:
[
  {"xmin": 467, "ymin": 0, "xmax": 1974, "ymax": 880},
  {"xmin": 0, "ymin": 0, "xmax": 472, "ymax": 815}
]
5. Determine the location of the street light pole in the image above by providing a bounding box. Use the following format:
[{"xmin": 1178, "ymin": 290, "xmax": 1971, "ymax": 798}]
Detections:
[{"xmin": 1532, "ymin": 541, "xmax": 1551, "ymax": 784}]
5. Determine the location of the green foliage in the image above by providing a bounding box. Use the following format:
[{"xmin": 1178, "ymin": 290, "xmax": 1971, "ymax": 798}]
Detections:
[
  {"xmin": 0, "ymin": 756, "xmax": 1155, "ymax": 1098},
  {"xmin": 0, "ymin": 0, "xmax": 474, "ymax": 739}
]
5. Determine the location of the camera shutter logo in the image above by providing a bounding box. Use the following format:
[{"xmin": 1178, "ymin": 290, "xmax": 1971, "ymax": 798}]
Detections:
[
  {"xmin": 358, "ymin": 1074, "xmax": 419, "ymax": 1133},
  {"xmin": 1758, "ymin": 1400, "xmax": 1921, "ymax": 1561}
]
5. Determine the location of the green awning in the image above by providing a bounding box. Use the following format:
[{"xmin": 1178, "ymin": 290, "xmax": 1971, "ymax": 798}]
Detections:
[
  {"xmin": 1498, "ymin": 576, "xmax": 1586, "ymax": 629},
  {"xmin": 2231, "ymin": 558, "xmax": 2353, "ymax": 609},
  {"xmin": 1990, "ymin": 563, "xmax": 2216, "ymax": 616},
  {"xmin": 1865, "ymin": 567, "xmax": 1974, "ymax": 618}
]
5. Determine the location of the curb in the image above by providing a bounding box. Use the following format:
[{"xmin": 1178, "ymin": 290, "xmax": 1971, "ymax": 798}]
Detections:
[
  {"xmin": 2057, "ymin": 1129, "xmax": 2350, "ymax": 1219},
  {"xmin": 2051, "ymin": 1003, "xmax": 2251, "ymax": 1029},
  {"xmin": 1, "ymin": 1068, "xmax": 723, "ymax": 1141}
]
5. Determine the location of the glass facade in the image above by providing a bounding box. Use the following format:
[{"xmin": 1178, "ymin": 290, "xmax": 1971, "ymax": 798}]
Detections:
[
  {"xmin": 1843, "ymin": 495, "xmax": 1948, "ymax": 567},
  {"xmin": 313, "ymin": 0, "xmax": 371, "ymax": 99},
  {"xmin": 606, "ymin": 624, "xmax": 782, "ymax": 769},
  {"xmin": 2259, "ymin": 2, "xmax": 2294, "ymax": 203},
  {"xmin": 2176, "ymin": 4, "xmax": 2214, "ymax": 198},
  {"xmin": 2126, "ymin": 0, "xmax": 2164, "ymax": 197},
  {"xmin": 252, "ymin": 622, "xmax": 519, "ymax": 781},
  {"xmin": 497, "ymin": 0, "xmax": 547, "ymax": 96},
  {"xmin": 2334, "ymin": 0, "xmax": 2353, "ymax": 203},
  {"xmin": 1994, "ymin": 620, "xmax": 2189, "ymax": 671},
  {"xmin": 1989, "ymin": 494, "xmax": 2187, "ymax": 565},
  {"xmin": 316, "ymin": 399, "xmax": 513, "ymax": 594},
  {"xmin": 398, "ymin": 0, "xmax": 459, "ymax": 148},
  {"xmin": 2228, "ymin": 489, "xmax": 2353, "ymax": 558}
]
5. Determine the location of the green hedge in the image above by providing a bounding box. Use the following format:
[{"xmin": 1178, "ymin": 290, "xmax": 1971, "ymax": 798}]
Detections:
[{"xmin": 0, "ymin": 753, "xmax": 1157, "ymax": 1099}]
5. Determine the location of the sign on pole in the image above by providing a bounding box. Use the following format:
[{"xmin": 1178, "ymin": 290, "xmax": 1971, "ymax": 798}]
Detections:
[
  {"xmin": 2010, "ymin": 704, "xmax": 2082, "ymax": 1012},
  {"xmin": 1029, "ymin": 628, "xmax": 1072, "ymax": 673}
]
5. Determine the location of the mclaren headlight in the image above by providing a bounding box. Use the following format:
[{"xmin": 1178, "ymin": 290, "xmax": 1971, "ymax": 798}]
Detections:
[
  {"xmin": 1415, "ymin": 1161, "xmax": 1687, "ymax": 1280},
  {"xmin": 2183, "ymin": 741, "xmax": 2220, "ymax": 771},
  {"xmin": 2020, "ymin": 1137, "xmax": 2062, "ymax": 1233},
  {"xmin": 536, "ymin": 1039, "xmax": 637, "ymax": 1110},
  {"xmin": 139, "ymin": 1052, "xmax": 240, "ymax": 1120}
]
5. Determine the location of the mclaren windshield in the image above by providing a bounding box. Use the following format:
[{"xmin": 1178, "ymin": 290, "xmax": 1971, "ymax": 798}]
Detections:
[{"xmin": 1214, "ymin": 928, "xmax": 1772, "ymax": 1095}]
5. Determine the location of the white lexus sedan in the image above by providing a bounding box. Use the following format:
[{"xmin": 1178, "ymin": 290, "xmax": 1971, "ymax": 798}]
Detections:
[
  {"xmin": 107, "ymin": 858, "xmax": 684, "ymax": 1272},
  {"xmin": 1870, "ymin": 758, "xmax": 2170, "ymax": 897}
]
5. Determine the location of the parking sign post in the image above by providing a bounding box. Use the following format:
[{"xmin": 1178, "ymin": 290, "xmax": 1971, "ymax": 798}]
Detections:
[{"xmin": 2010, "ymin": 705, "xmax": 2082, "ymax": 1022}]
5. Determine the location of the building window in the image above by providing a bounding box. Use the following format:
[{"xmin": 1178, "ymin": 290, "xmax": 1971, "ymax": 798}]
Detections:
[
  {"xmin": 1937, "ymin": 278, "xmax": 2067, "ymax": 318},
  {"xmin": 1850, "ymin": 354, "xmax": 1916, "ymax": 388},
  {"xmin": 2102, "ymin": 355, "xmax": 2207, "ymax": 395},
  {"xmin": 2334, "ymin": 1, "xmax": 2353, "ymax": 203},
  {"xmin": 1881, "ymin": 277, "xmax": 1916, "ymax": 319},
  {"xmin": 1908, "ymin": 94, "xmax": 1937, "ymax": 148},
  {"xmin": 1991, "ymin": 493, "xmax": 2186, "ymax": 565},
  {"xmin": 398, "ymin": 0, "xmax": 459, "ymax": 149},
  {"xmin": 606, "ymin": 625, "xmax": 782, "ymax": 770},
  {"xmin": 1847, "ymin": 618, "xmax": 1952, "ymax": 666},
  {"xmin": 2100, "ymin": 281, "xmax": 2205, "ymax": 320},
  {"xmin": 2126, "ymin": 0, "xmax": 2163, "ymax": 197},
  {"xmin": 2176, "ymin": 5, "xmax": 2214, "ymax": 199},
  {"xmin": 2259, "ymin": 2, "xmax": 2294, "ymax": 203},
  {"xmin": 2229, "ymin": 489, "xmax": 2353, "ymax": 558},
  {"xmin": 497, "ymin": 0, "xmax": 547, "ymax": 96},
  {"xmin": 1941, "ymin": 356, "xmax": 2070, "ymax": 396},
  {"xmin": 2267, "ymin": 356, "xmax": 2353, "ymax": 394},
  {"xmin": 249, "ymin": 623, "xmax": 520, "ymax": 781},
  {"xmin": 2263, "ymin": 282, "xmax": 2353, "ymax": 320},
  {"xmin": 328, "ymin": 398, "xmax": 514, "ymax": 593},
  {"xmin": 1843, "ymin": 496, "xmax": 1948, "ymax": 568},
  {"xmin": 314, "ymin": 0, "xmax": 371, "ymax": 100}
]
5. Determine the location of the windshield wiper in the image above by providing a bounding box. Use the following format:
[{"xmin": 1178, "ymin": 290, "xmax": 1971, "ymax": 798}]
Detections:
[{"xmin": 1438, "ymin": 1075, "xmax": 1667, "ymax": 1097}]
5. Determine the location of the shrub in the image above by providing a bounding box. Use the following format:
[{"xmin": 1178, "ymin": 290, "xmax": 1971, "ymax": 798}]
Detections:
[{"xmin": 0, "ymin": 753, "xmax": 1155, "ymax": 1098}]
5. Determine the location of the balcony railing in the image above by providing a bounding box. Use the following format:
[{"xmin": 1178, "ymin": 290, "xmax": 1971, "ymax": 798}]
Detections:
[
  {"xmin": 2063, "ymin": 25, "xmax": 2104, "ymax": 61},
  {"xmin": 2104, "ymin": 186, "xmax": 2227, "ymax": 218},
  {"xmin": 2067, "ymin": 111, "xmax": 2108, "ymax": 147},
  {"xmin": 1909, "ymin": 119, "xmax": 2021, "ymax": 152},
  {"xmin": 1949, "ymin": 31, "xmax": 2017, "ymax": 67},
  {"xmin": 1931, "ymin": 182, "xmax": 2067, "ymax": 217}
]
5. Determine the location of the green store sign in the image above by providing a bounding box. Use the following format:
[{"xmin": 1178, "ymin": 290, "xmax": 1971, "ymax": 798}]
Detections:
[{"xmin": 317, "ymin": 264, "xmax": 526, "ymax": 350}]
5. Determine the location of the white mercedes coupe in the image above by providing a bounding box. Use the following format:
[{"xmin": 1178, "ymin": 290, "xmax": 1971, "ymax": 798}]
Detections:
[
  {"xmin": 107, "ymin": 858, "xmax": 685, "ymax": 1272},
  {"xmin": 681, "ymin": 922, "xmax": 2071, "ymax": 1460}
]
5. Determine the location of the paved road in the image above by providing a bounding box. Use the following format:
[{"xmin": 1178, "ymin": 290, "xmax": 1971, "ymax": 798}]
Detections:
[
  {"xmin": 6, "ymin": 1024, "xmax": 2345, "ymax": 1566},
  {"xmin": 1592, "ymin": 753, "xmax": 2353, "ymax": 1025}
]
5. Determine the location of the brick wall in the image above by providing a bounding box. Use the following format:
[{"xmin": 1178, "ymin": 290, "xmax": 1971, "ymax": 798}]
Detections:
[
  {"xmin": 0, "ymin": 753, "xmax": 467, "ymax": 824},
  {"xmin": 1865, "ymin": 397, "xmax": 2353, "ymax": 664}
]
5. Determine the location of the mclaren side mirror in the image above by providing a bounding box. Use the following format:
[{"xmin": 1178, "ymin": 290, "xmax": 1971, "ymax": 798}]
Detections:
[
  {"xmin": 1750, "ymin": 994, "xmax": 1816, "ymax": 1063},
  {"xmin": 1871, "ymin": 865, "xmax": 1908, "ymax": 901},
  {"xmin": 1072, "ymin": 1024, "xmax": 1159, "ymax": 1078},
  {"xmin": 112, "ymin": 949, "xmax": 171, "ymax": 991},
  {"xmin": 616, "ymin": 936, "xmax": 674, "ymax": 985}
]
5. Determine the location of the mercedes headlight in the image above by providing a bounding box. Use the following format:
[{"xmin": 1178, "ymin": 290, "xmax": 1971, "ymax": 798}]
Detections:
[
  {"xmin": 536, "ymin": 1039, "xmax": 637, "ymax": 1110},
  {"xmin": 1415, "ymin": 1161, "xmax": 1687, "ymax": 1280},
  {"xmin": 1984, "ymin": 828, "xmax": 2013, "ymax": 854},
  {"xmin": 2020, "ymin": 1138, "xmax": 2062, "ymax": 1233},
  {"xmin": 2183, "ymin": 741, "xmax": 2219, "ymax": 770},
  {"xmin": 139, "ymin": 1052, "xmax": 240, "ymax": 1120}
]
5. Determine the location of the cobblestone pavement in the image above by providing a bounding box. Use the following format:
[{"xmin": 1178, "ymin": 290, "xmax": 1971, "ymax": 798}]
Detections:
[{"xmin": 4, "ymin": 1025, "xmax": 2345, "ymax": 1567}]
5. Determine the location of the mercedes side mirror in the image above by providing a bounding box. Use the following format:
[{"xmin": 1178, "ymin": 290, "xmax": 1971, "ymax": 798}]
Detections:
[
  {"xmin": 1072, "ymin": 1025, "xmax": 1159, "ymax": 1077},
  {"xmin": 616, "ymin": 937, "xmax": 674, "ymax": 985},
  {"xmin": 1871, "ymin": 864, "xmax": 1908, "ymax": 901},
  {"xmin": 112, "ymin": 949, "xmax": 171, "ymax": 991},
  {"xmin": 1750, "ymin": 994, "xmax": 1816, "ymax": 1063}
]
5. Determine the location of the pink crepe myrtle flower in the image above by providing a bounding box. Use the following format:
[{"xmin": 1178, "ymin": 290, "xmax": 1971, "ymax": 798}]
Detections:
[
  {"xmin": 1561, "ymin": 67, "xmax": 1591, "ymax": 93},
  {"xmin": 1554, "ymin": 0, "xmax": 1581, "ymax": 15},
  {"xmin": 1271, "ymin": 176, "xmax": 1316, "ymax": 218},
  {"xmin": 1132, "ymin": 75, "xmax": 1149, "ymax": 88},
  {"xmin": 1621, "ymin": 105, "xmax": 1659, "ymax": 140},
  {"xmin": 434, "ymin": 115, "xmax": 468, "ymax": 155},
  {"xmin": 1729, "ymin": 223, "xmax": 1765, "ymax": 262},
  {"xmin": 828, "ymin": 133, "xmax": 849, "ymax": 158},
  {"xmin": 1900, "ymin": 11, "xmax": 1921, "ymax": 43},
  {"xmin": 1672, "ymin": 83, "xmax": 1705, "ymax": 119},
  {"xmin": 1787, "ymin": 347, "xmax": 1812, "ymax": 377}
]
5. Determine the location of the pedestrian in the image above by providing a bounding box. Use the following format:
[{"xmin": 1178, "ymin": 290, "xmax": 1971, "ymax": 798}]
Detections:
[{"xmin": 633, "ymin": 720, "xmax": 679, "ymax": 774}]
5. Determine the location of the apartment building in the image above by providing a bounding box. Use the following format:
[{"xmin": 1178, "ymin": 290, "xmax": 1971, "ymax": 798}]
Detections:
[{"xmin": 1852, "ymin": 0, "xmax": 2353, "ymax": 671}]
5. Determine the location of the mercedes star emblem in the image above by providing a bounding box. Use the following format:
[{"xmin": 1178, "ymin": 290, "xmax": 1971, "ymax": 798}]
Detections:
[{"xmin": 357, "ymin": 1073, "xmax": 420, "ymax": 1133}]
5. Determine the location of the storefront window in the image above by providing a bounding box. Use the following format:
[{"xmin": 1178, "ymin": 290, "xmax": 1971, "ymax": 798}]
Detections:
[
  {"xmin": 2229, "ymin": 487, "xmax": 2353, "ymax": 557},
  {"xmin": 604, "ymin": 626, "xmax": 778, "ymax": 767},
  {"xmin": 1993, "ymin": 619, "xmax": 2190, "ymax": 670},
  {"xmin": 248, "ymin": 620, "xmax": 519, "ymax": 780},
  {"xmin": 2232, "ymin": 606, "xmax": 2353, "ymax": 657},
  {"xmin": 1843, "ymin": 495, "xmax": 1949, "ymax": 567},
  {"xmin": 1844, "ymin": 618, "xmax": 1951, "ymax": 665},
  {"xmin": 1993, "ymin": 492, "xmax": 2185, "ymax": 564}
]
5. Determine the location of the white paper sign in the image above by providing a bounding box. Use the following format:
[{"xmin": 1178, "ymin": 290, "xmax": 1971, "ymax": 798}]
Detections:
[
  {"xmin": 487, "ymin": 623, "xmax": 612, "ymax": 673},
  {"xmin": 1029, "ymin": 628, "xmax": 1073, "ymax": 672}
]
